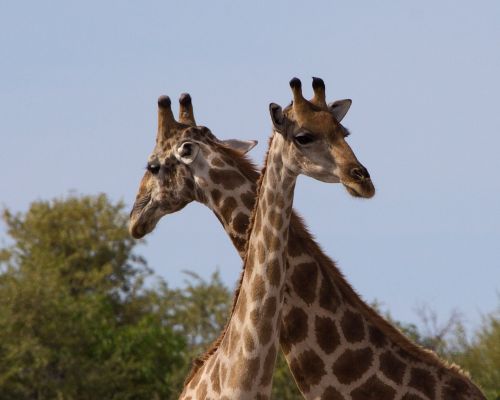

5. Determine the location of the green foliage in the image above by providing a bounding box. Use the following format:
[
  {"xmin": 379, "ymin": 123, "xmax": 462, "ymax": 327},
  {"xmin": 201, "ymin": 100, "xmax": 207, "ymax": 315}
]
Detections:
[
  {"xmin": 161, "ymin": 271, "xmax": 233, "ymax": 356},
  {"xmin": 447, "ymin": 304, "xmax": 500, "ymax": 400},
  {"xmin": 1, "ymin": 194, "xmax": 144, "ymax": 296},
  {"xmin": 0, "ymin": 194, "xmax": 186, "ymax": 400},
  {"xmin": 152, "ymin": 271, "xmax": 234, "ymax": 397}
]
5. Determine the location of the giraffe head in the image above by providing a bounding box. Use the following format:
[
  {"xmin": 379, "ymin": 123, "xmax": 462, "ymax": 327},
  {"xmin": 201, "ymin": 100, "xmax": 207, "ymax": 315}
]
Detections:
[
  {"xmin": 269, "ymin": 77, "xmax": 375, "ymax": 198},
  {"xmin": 129, "ymin": 94, "xmax": 257, "ymax": 239}
]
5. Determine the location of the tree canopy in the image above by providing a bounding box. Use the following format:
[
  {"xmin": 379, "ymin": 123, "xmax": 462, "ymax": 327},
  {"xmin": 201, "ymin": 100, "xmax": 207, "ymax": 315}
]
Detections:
[{"xmin": 0, "ymin": 195, "xmax": 185, "ymax": 399}]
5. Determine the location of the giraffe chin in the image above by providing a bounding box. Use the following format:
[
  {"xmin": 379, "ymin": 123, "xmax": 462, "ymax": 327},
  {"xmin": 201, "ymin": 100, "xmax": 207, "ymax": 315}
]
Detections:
[
  {"xmin": 129, "ymin": 217, "xmax": 158, "ymax": 239},
  {"xmin": 343, "ymin": 180, "xmax": 375, "ymax": 199}
]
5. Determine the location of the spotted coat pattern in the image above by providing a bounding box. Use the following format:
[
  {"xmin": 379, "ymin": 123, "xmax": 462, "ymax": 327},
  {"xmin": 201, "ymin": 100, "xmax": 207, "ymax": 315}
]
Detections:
[{"xmin": 180, "ymin": 134, "xmax": 297, "ymax": 399}]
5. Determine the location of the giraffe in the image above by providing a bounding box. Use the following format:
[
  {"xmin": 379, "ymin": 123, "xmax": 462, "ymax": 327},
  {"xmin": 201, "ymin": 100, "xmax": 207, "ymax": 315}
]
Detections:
[{"xmin": 129, "ymin": 80, "xmax": 486, "ymax": 399}]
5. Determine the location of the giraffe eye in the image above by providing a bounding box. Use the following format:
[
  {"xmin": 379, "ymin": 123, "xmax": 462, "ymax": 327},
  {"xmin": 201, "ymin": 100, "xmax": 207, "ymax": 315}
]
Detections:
[
  {"xmin": 147, "ymin": 163, "xmax": 160, "ymax": 175},
  {"xmin": 180, "ymin": 142, "xmax": 193, "ymax": 157},
  {"xmin": 294, "ymin": 132, "xmax": 315, "ymax": 146}
]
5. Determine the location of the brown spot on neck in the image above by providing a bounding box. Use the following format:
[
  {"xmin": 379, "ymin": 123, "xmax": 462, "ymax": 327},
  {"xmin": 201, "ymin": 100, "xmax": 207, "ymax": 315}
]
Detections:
[
  {"xmin": 209, "ymin": 169, "xmax": 246, "ymax": 190},
  {"xmin": 380, "ymin": 350, "xmax": 406, "ymax": 385},
  {"xmin": 409, "ymin": 367, "xmax": 436, "ymax": 399},
  {"xmin": 332, "ymin": 348, "xmax": 374, "ymax": 384},
  {"xmin": 290, "ymin": 350, "xmax": 326, "ymax": 393},
  {"xmin": 315, "ymin": 316, "xmax": 341, "ymax": 354},
  {"xmin": 351, "ymin": 375, "xmax": 396, "ymax": 400},
  {"xmin": 341, "ymin": 309, "xmax": 365, "ymax": 343},
  {"xmin": 291, "ymin": 262, "xmax": 318, "ymax": 304},
  {"xmin": 281, "ymin": 307, "xmax": 308, "ymax": 353}
]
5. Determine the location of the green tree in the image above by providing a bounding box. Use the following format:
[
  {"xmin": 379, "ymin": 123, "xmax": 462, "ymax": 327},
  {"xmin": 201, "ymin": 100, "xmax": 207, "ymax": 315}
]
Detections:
[
  {"xmin": 161, "ymin": 271, "xmax": 233, "ymax": 357},
  {"xmin": 149, "ymin": 271, "xmax": 234, "ymax": 396},
  {"xmin": 0, "ymin": 194, "xmax": 186, "ymax": 400}
]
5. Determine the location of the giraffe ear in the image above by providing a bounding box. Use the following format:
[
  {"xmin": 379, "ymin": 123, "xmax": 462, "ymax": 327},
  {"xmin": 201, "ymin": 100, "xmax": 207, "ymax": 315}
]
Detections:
[
  {"xmin": 219, "ymin": 139, "xmax": 258, "ymax": 154},
  {"xmin": 328, "ymin": 99, "xmax": 352, "ymax": 122},
  {"xmin": 269, "ymin": 103, "xmax": 285, "ymax": 132},
  {"xmin": 175, "ymin": 141, "xmax": 200, "ymax": 165}
]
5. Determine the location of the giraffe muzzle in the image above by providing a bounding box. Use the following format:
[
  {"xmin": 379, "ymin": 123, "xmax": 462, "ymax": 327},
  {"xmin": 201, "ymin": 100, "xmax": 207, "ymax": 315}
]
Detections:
[{"xmin": 342, "ymin": 164, "xmax": 375, "ymax": 198}]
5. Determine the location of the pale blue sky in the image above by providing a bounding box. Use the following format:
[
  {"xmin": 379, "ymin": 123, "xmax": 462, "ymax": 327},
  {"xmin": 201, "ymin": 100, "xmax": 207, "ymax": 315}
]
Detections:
[{"xmin": 1, "ymin": 1, "xmax": 499, "ymax": 333}]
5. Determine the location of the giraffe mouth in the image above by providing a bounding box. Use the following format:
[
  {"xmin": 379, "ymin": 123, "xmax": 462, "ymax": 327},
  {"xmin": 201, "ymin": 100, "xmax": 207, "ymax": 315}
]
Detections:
[
  {"xmin": 129, "ymin": 214, "xmax": 158, "ymax": 239},
  {"xmin": 130, "ymin": 223, "xmax": 147, "ymax": 239},
  {"xmin": 129, "ymin": 194, "xmax": 158, "ymax": 238},
  {"xmin": 342, "ymin": 179, "xmax": 375, "ymax": 199}
]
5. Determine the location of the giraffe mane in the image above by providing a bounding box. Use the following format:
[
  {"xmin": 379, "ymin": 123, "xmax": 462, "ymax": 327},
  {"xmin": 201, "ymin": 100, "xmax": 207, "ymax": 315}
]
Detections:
[
  {"xmin": 290, "ymin": 210, "xmax": 473, "ymax": 381},
  {"xmin": 183, "ymin": 134, "xmax": 274, "ymax": 386},
  {"xmin": 183, "ymin": 134, "xmax": 473, "ymax": 388}
]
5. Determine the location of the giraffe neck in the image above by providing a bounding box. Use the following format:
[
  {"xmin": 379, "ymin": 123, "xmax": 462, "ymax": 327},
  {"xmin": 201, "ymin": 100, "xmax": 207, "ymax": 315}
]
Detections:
[
  {"xmin": 185, "ymin": 140, "xmax": 485, "ymax": 399},
  {"xmin": 181, "ymin": 133, "xmax": 297, "ymax": 399}
]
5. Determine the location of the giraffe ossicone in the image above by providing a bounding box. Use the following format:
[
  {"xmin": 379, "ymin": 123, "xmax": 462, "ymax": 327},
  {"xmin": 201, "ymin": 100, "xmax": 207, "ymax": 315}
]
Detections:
[{"xmin": 129, "ymin": 79, "xmax": 485, "ymax": 399}]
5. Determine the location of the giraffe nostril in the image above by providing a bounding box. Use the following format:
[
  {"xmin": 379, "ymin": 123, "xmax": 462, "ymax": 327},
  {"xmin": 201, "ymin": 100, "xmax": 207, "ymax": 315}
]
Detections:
[{"xmin": 350, "ymin": 167, "xmax": 370, "ymax": 181}]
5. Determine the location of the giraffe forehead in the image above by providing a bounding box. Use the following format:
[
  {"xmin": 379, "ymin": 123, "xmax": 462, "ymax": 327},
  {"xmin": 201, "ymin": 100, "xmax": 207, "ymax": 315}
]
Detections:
[
  {"xmin": 297, "ymin": 111, "xmax": 339, "ymax": 134},
  {"xmin": 284, "ymin": 102, "xmax": 339, "ymax": 133}
]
